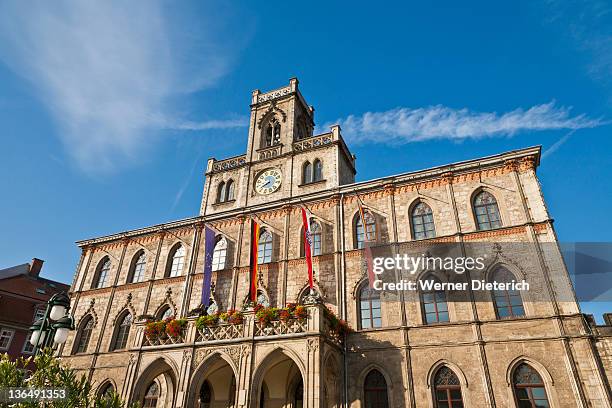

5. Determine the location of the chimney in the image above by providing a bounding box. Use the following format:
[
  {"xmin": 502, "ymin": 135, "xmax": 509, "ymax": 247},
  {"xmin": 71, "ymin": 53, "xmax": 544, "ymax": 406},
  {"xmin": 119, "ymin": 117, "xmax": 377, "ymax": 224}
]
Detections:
[{"xmin": 29, "ymin": 258, "xmax": 44, "ymax": 276}]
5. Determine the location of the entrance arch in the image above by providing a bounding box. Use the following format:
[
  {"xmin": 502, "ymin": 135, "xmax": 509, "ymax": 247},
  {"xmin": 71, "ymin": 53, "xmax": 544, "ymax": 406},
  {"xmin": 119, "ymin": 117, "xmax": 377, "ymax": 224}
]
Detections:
[
  {"xmin": 189, "ymin": 352, "xmax": 238, "ymax": 408},
  {"xmin": 132, "ymin": 358, "xmax": 178, "ymax": 408},
  {"xmin": 253, "ymin": 348, "xmax": 305, "ymax": 408}
]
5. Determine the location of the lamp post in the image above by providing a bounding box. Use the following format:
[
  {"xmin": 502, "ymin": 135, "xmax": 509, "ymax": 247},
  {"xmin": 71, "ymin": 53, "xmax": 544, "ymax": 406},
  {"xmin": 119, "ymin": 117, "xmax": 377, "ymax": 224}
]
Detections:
[{"xmin": 29, "ymin": 292, "xmax": 74, "ymax": 355}]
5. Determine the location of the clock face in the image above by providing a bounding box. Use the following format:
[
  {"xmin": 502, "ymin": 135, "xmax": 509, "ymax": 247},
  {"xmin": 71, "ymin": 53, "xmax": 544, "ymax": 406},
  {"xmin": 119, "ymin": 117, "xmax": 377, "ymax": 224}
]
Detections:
[{"xmin": 255, "ymin": 168, "xmax": 282, "ymax": 195}]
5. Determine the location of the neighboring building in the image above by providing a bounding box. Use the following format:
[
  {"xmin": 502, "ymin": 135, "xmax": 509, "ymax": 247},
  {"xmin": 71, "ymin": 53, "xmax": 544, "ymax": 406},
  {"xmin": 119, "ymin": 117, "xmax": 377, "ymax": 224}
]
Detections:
[
  {"xmin": 59, "ymin": 79, "xmax": 612, "ymax": 407},
  {"xmin": 0, "ymin": 258, "xmax": 70, "ymax": 363}
]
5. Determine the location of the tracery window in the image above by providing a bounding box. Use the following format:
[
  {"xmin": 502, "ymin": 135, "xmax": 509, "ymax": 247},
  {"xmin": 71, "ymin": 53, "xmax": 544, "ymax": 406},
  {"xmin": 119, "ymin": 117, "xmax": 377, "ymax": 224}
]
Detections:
[
  {"xmin": 111, "ymin": 312, "xmax": 132, "ymax": 351},
  {"xmin": 212, "ymin": 237, "xmax": 228, "ymax": 271},
  {"xmin": 363, "ymin": 370, "xmax": 389, "ymax": 408},
  {"xmin": 93, "ymin": 258, "xmax": 111, "ymax": 289},
  {"xmin": 258, "ymin": 230, "xmax": 273, "ymax": 264},
  {"xmin": 433, "ymin": 366, "xmax": 463, "ymax": 408},
  {"xmin": 492, "ymin": 267, "xmax": 525, "ymax": 318},
  {"xmin": 264, "ymin": 120, "xmax": 281, "ymax": 147},
  {"xmin": 421, "ymin": 275, "xmax": 449, "ymax": 324},
  {"xmin": 355, "ymin": 211, "xmax": 377, "ymax": 249},
  {"xmin": 512, "ymin": 363, "xmax": 550, "ymax": 408},
  {"xmin": 473, "ymin": 191, "xmax": 502, "ymax": 230},
  {"xmin": 167, "ymin": 245, "xmax": 185, "ymax": 277},
  {"xmin": 143, "ymin": 381, "xmax": 159, "ymax": 408},
  {"xmin": 359, "ymin": 285, "xmax": 382, "ymax": 329},
  {"xmin": 74, "ymin": 316, "xmax": 93, "ymax": 354},
  {"xmin": 130, "ymin": 251, "xmax": 146, "ymax": 283},
  {"xmin": 411, "ymin": 202, "xmax": 436, "ymax": 239}
]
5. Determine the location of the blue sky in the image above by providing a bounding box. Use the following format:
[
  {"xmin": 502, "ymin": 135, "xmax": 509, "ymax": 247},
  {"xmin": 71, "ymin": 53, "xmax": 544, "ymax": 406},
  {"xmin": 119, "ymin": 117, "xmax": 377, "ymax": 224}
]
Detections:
[{"xmin": 0, "ymin": 1, "xmax": 610, "ymax": 321}]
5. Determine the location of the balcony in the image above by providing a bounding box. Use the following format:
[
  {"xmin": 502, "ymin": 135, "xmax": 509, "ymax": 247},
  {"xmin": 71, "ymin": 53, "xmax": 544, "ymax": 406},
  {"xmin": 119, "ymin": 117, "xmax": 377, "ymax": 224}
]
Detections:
[{"xmin": 132, "ymin": 304, "xmax": 346, "ymax": 350}]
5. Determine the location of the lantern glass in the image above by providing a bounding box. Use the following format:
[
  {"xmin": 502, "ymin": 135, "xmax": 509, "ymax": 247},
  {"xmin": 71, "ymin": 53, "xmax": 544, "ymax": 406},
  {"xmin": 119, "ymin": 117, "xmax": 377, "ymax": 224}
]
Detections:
[
  {"xmin": 50, "ymin": 305, "xmax": 67, "ymax": 321},
  {"xmin": 54, "ymin": 327, "xmax": 69, "ymax": 344},
  {"xmin": 30, "ymin": 330, "xmax": 40, "ymax": 346}
]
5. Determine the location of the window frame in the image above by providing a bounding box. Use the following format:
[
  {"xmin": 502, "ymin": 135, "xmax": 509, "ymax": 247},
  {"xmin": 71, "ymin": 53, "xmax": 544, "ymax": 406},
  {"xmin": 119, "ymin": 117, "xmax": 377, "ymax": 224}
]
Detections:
[
  {"xmin": 167, "ymin": 244, "xmax": 186, "ymax": 278},
  {"xmin": 73, "ymin": 316, "xmax": 94, "ymax": 355},
  {"xmin": 491, "ymin": 267, "xmax": 525, "ymax": 319},
  {"xmin": 129, "ymin": 250, "xmax": 147, "ymax": 283},
  {"xmin": 433, "ymin": 366, "xmax": 464, "ymax": 408},
  {"xmin": 302, "ymin": 161, "xmax": 312, "ymax": 184},
  {"xmin": 354, "ymin": 211, "xmax": 377, "ymax": 249},
  {"xmin": 363, "ymin": 369, "xmax": 389, "ymax": 408},
  {"xmin": 211, "ymin": 236, "xmax": 228, "ymax": 271},
  {"xmin": 411, "ymin": 201, "xmax": 436, "ymax": 240},
  {"xmin": 258, "ymin": 230, "xmax": 273, "ymax": 264},
  {"xmin": 420, "ymin": 275, "xmax": 450, "ymax": 324},
  {"xmin": 110, "ymin": 312, "xmax": 132, "ymax": 351},
  {"xmin": 0, "ymin": 328, "xmax": 15, "ymax": 350},
  {"xmin": 359, "ymin": 284, "xmax": 382, "ymax": 329},
  {"xmin": 512, "ymin": 363, "xmax": 551, "ymax": 408},
  {"xmin": 472, "ymin": 190, "xmax": 502, "ymax": 231},
  {"xmin": 313, "ymin": 159, "xmax": 323, "ymax": 182},
  {"xmin": 93, "ymin": 258, "xmax": 111, "ymax": 289}
]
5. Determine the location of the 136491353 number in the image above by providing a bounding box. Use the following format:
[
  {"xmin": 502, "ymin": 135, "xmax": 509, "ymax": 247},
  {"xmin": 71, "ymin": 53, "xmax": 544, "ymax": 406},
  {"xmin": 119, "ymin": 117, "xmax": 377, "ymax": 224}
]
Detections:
[{"xmin": 0, "ymin": 387, "xmax": 67, "ymax": 402}]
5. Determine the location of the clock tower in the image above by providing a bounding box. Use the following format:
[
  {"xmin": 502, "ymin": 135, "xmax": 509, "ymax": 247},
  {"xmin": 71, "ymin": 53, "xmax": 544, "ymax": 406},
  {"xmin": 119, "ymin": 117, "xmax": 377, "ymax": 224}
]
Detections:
[{"xmin": 200, "ymin": 78, "xmax": 356, "ymax": 216}]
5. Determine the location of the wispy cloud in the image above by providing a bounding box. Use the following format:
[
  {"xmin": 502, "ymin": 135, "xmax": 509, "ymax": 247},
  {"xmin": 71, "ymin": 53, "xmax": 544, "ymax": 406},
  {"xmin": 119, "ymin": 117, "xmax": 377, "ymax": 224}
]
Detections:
[
  {"xmin": 542, "ymin": 130, "xmax": 576, "ymax": 159},
  {"xmin": 328, "ymin": 102, "xmax": 604, "ymax": 144},
  {"xmin": 0, "ymin": 1, "xmax": 249, "ymax": 173}
]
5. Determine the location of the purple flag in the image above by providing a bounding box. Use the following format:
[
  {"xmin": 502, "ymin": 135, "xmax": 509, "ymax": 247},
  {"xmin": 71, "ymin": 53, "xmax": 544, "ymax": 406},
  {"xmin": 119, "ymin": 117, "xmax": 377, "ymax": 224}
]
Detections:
[{"xmin": 201, "ymin": 227, "xmax": 216, "ymax": 308}]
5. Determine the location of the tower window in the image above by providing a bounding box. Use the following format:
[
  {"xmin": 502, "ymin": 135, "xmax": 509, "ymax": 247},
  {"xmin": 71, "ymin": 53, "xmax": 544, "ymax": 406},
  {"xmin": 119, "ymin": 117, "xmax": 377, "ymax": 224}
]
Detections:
[{"xmin": 263, "ymin": 120, "xmax": 281, "ymax": 147}]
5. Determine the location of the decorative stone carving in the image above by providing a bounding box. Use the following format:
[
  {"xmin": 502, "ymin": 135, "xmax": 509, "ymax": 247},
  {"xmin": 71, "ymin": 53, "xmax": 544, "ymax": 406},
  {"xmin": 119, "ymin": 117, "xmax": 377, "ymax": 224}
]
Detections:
[{"xmin": 257, "ymin": 86, "xmax": 292, "ymax": 103}]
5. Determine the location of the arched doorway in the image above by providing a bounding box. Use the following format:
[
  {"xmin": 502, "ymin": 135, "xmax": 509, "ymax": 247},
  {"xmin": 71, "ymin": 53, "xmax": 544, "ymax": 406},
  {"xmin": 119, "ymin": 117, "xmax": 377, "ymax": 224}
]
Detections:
[
  {"xmin": 190, "ymin": 353, "xmax": 237, "ymax": 408},
  {"xmin": 132, "ymin": 359, "xmax": 178, "ymax": 408},
  {"xmin": 255, "ymin": 349, "xmax": 305, "ymax": 408}
]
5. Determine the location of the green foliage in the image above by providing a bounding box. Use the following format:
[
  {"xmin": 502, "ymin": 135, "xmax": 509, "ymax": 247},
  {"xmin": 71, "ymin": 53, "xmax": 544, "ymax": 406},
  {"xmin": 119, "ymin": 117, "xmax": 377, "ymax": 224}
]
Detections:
[
  {"xmin": 0, "ymin": 349, "xmax": 139, "ymax": 408},
  {"xmin": 195, "ymin": 313, "xmax": 219, "ymax": 330}
]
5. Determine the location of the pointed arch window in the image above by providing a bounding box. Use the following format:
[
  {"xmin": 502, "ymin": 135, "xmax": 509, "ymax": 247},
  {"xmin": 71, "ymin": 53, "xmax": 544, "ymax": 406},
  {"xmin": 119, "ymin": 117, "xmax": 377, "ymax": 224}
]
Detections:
[
  {"xmin": 157, "ymin": 306, "xmax": 173, "ymax": 320},
  {"xmin": 473, "ymin": 191, "xmax": 502, "ymax": 230},
  {"xmin": 364, "ymin": 370, "xmax": 389, "ymax": 408},
  {"xmin": 167, "ymin": 245, "xmax": 185, "ymax": 277},
  {"xmin": 310, "ymin": 220, "xmax": 322, "ymax": 256},
  {"xmin": 492, "ymin": 267, "xmax": 525, "ymax": 318},
  {"xmin": 421, "ymin": 275, "xmax": 449, "ymax": 324},
  {"xmin": 98, "ymin": 382, "xmax": 114, "ymax": 398},
  {"xmin": 73, "ymin": 316, "xmax": 93, "ymax": 354},
  {"xmin": 212, "ymin": 237, "xmax": 228, "ymax": 271},
  {"xmin": 93, "ymin": 258, "xmax": 111, "ymax": 289},
  {"xmin": 264, "ymin": 119, "xmax": 281, "ymax": 147},
  {"xmin": 433, "ymin": 366, "xmax": 463, "ymax": 408},
  {"xmin": 143, "ymin": 381, "xmax": 159, "ymax": 408},
  {"xmin": 130, "ymin": 251, "xmax": 146, "ymax": 283},
  {"xmin": 226, "ymin": 179, "xmax": 235, "ymax": 201},
  {"xmin": 411, "ymin": 202, "xmax": 436, "ymax": 240},
  {"xmin": 111, "ymin": 312, "xmax": 132, "ymax": 351},
  {"xmin": 355, "ymin": 211, "xmax": 377, "ymax": 249},
  {"xmin": 217, "ymin": 182, "xmax": 226, "ymax": 203},
  {"xmin": 313, "ymin": 159, "xmax": 323, "ymax": 182},
  {"xmin": 258, "ymin": 230, "xmax": 273, "ymax": 264},
  {"xmin": 512, "ymin": 363, "xmax": 550, "ymax": 408},
  {"xmin": 303, "ymin": 161, "xmax": 312, "ymax": 184},
  {"xmin": 359, "ymin": 284, "xmax": 382, "ymax": 329}
]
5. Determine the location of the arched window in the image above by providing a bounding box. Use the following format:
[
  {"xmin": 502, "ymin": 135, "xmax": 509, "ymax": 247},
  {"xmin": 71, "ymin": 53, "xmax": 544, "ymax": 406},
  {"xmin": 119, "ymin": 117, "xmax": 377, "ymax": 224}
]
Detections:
[
  {"xmin": 226, "ymin": 179, "xmax": 235, "ymax": 201},
  {"xmin": 212, "ymin": 237, "xmax": 228, "ymax": 271},
  {"xmin": 433, "ymin": 366, "xmax": 463, "ymax": 408},
  {"xmin": 411, "ymin": 202, "xmax": 436, "ymax": 240},
  {"xmin": 129, "ymin": 251, "xmax": 146, "ymax": 283},
  {"xmin": 492, "ymin": 267, "xmax": 525, "ymax": 318},
  {"xmin": 421, "ymin": 275, "xmax": 449, "ymax": 324},
  {"xmin": 512, "ymin": 363, "xmax": 550, "ymax": 408},
  {"xmin": 167, "ymin": 245, "xmax": 185, "ymax": 277},
  {"xmin": 258, "ymin": 230, "xmax": 273, "ymax": 264},
  {"xmin": 303, "ymin": 161, "xmax": 312, "ymax": 184},
  {"xmin": 364, "ymin": 370, "xmax": 388, "ymax": 408},
  {"xmin": 359, "ymin": 285, "xmax": 382, "ymax": 329},
  {"xmin": 355, "ymin": 211, "xmax": 377, "ymax": 249},
  {"xmin": 143, "ymin": 381, "xmax": 159, "ymax": 408},
  {"xmin": 264, "ymin": 120, "xmax": 281, "ymax": 147},
  {"xmin": 157, "ymin": 305, "xmax": 173, "ymax": 320},
  {"xmin": 200, "ymin": 380, "xmax": 212, "ymax": 408},
  {"xmin": 93, "ymin": 258, "xmax": 111, "ymax": 289},
  {"xmin": 310, "ymin": 220, "xmax": 322, "ymax": 256},
  {"xmin": 74, "ymin": 316, "xmax": 93, "ymax": 354},
  {"xmin": 473, "ymin": 191, "xmax": 502, "ymax": 230},
  {"xmin": 98, "ymin": 382, "xmax": 114, "ymax": 399},
  {"xmin": 313, "ymin": 159, "xmax": 323, "ymax": 182},
  {"xmin": 217, "ymin": 181, "xmax": 226, "ymax": 203},
  {"xmin": 111, "ymin": 312, "xmax": 132, "ymax": 351}
]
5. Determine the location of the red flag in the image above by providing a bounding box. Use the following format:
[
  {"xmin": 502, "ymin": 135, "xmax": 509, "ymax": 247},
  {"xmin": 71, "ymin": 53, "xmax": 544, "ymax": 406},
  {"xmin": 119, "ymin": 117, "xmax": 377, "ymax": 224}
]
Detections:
[
  {"xmin": 301, "ymin": 207, "xmax": 314, "ymax": 289},
  {"xmin": 357, "ymin": 197, "xmax": 376, "ymax": 288},
  {"xmin": 249, "ymin": 220, "xmax": 260, "ymax": 302}
]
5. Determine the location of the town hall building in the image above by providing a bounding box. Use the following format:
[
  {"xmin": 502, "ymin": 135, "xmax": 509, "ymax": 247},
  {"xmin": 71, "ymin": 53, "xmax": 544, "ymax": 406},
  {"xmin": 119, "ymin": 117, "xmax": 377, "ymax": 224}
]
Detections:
[{"xmin": 59, "ymin": 78, "xmax": 612, "ymax": 407}]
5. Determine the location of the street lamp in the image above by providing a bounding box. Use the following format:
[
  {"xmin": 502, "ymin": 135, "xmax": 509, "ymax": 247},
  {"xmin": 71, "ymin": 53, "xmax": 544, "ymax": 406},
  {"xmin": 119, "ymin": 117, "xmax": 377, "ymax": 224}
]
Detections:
[{"xmin": 29, "ymin": 292, "xmax": 74, "ymax": 355}]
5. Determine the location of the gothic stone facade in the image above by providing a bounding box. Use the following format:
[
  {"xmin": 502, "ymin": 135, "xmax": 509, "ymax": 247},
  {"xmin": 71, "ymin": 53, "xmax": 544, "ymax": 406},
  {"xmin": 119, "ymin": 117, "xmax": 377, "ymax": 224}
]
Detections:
[{"xmin": 59, "ymin": 79, "xmax": 612, "ymax": 408}]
